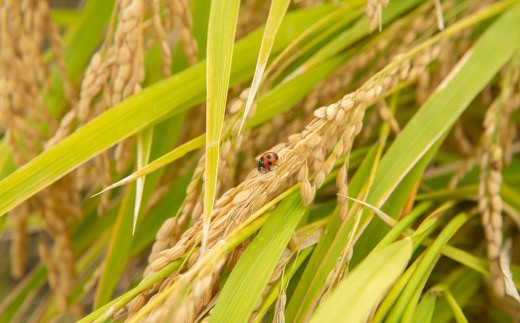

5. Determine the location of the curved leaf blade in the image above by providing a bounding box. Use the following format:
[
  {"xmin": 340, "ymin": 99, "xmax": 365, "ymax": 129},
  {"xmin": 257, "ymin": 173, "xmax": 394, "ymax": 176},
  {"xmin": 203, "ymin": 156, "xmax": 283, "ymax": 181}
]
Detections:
[
  {"xmin": 386, "ymin": 213, "xmax": 468, "ymax": 322},
  {"xmin": 310, "ymin": 238, "xmax": 412, "ymax": 323},
  {"xmin": 93, "ymin": 134, "xmax": 205, "ymax": 196},
  {"xmin": 239, "ymin": 0, "xmax": 291, "ymax": 134},
  {"xmin": 203, "ymin": 0, "xmax": 241, "ymax": 254},
  {"xmin": 211, "ymin": 194, "xmax": 306, "ymax": 323}
]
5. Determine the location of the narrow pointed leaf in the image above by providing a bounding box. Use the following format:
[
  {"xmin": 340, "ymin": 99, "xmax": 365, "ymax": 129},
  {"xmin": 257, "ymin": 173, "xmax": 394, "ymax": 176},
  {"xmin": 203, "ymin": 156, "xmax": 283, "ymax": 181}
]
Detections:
[
  {"xmin": 412, "ymin": 293, "xmax": 436, "ymax": 323},
  {"xmin": 310, "ymin": 238, "xmax": 412, "ymax": 323},
  {"xmin": 133, "ymin": 128, "xmax": 153, "ymax": 234},
  {"xmin": 239, "ymin": 0, "xmax": 291, "ymax": 134},
  {"xmin": 203, "ymin": 0, "xmax": 240, "ymax": 253},
  {"xmin": 211, "ymin": 194, "xmax": 306, "ymax": 323},
  {"xmin": 433, "ymin": 269, "xmax": 481, "ymax": 323},
  {"xmin": 386, "ymin": 213, "xmax": 469, "ymax": 322},
  {"xmin": 93, "ymin": 134, "xmax": 205, "ymax": 196},
  {"xmin": 94, "ymin": 184, "xmax": 136, "ymax": 308}
]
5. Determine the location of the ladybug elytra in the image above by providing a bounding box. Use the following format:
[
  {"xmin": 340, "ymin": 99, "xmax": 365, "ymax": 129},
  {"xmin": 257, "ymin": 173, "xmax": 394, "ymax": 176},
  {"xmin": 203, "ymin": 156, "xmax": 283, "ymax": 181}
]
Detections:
[{"xmin": 258, "ymin": 152, "xmax": 279, "ymax": 172}]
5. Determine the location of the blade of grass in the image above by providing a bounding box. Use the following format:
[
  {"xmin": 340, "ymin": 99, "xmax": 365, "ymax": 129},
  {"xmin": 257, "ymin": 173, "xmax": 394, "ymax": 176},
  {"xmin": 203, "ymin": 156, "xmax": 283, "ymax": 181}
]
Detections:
[
  {"xmin": 433, "ymin": 268, "xmax": 481, "ymax": 323},
  {"xmin": 131, "ymin": 43, "xmax": 186, "ymax": 236},
  {"xmin": 51, "ymin": 9, "xmax": 81, "ymax": 27},
  {"xmin": 79, "ymin": 256, "xmax": 186, "ymax": 323},
  {"xmin": 261, "ymin": 2, "xmax": 361, "ymax": 89},
  {"xmin": 309, "ymin": 238, "xmax": 412, "ymax": 323},
  {"xmin": 0, "ymin": 214, "xmax": 6, "ymax": 236},
  {"xmin": 132, "ymin": 114, "xmax": 185, "ymax": 235},
  {"xmin": 191, "ymin": 0, "xmax": 211, "ymax": 61},
  {"xmin": 133, "ymin": 128, "xmax": 153, "ymax": 234},
  {"xmin": 441, "ymin": 289, "xmax": 468, "ymax": 323},
  {"xmin": 210, "ymin": 195, "xmax": 306, "ymax": 323},
  {"xmin": 203, "ymin": 0, "xmax": 241, "ymax": 255},
  {"xmin": 372, "ymin": 201, "xmax": 434, "ymax": 252},
  {"xmin": 401, "ymin": 257, "xmax": 440, "ymax": 323},
  {"xmin": 412, "ymin": 292, "xmax": 436, "ymax": 323},
  {"xmin": 385, "ymin": 213, "xmax": 469, "ymax": 322},
  {"xmin": 0, "ymin": 265, "xmax": 47, "ymax": 322},
  {"xmin": 93, "ymin": 183, "xmax": 136, "ymax": 309},
  {"xmin": 46, "ymin": 0, "xmax": 116, "ymax": 116},
  {"xmin": 93, "ymin": 134, "xmax": 204, "ymax": 195},
  {"xmin": 131, "ymin": 169, "xmax": 193, "ymax": 254},
  {"xmin": 423, "ymin": 239, "xmax": 489, "ymax": 275},
  {"xmin": 372, "ymin": 252, "xmax": 426, "ymax": 323},
  {"xmin": 0, "ymin": 140, "xmax": 15, "ymax": 180},
  {"xmin": 239, "ymin": 0, "xmax": 291, "ymax": 134},
  {"xmin": 252, "ymin": 247, "xmax": 314, "ymax": 322}
]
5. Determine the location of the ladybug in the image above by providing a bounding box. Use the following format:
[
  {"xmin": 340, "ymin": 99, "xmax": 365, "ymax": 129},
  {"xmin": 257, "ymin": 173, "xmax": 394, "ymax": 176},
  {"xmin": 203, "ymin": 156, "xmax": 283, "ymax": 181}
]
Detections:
[{"xmin": 258, "ymin": 151, "xmax": 279, "ymax": 171}]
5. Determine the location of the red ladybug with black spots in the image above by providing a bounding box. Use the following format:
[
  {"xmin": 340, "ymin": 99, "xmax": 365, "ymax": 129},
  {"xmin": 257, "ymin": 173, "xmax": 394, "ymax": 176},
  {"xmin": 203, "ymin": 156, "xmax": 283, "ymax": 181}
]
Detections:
[{"xmin": 258, "ymin": 152, "xmax": 279, "ymax": 172}]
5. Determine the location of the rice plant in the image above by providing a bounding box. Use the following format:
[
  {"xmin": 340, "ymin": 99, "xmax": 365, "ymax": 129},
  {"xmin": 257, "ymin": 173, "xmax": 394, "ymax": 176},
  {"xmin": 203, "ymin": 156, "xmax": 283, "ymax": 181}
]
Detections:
[{"xmin": 0, "ymin": 0, "xmax": 519, "ymax": 322}]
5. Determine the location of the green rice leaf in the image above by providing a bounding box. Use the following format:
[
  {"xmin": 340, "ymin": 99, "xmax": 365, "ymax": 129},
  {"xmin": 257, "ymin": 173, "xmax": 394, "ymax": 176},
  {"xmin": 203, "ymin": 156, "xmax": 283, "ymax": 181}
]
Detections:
[
  {"xmin": 262, "ymin": 3, "xmax": 359, "ymax": 88},
  {"xmin": 203, "ymin": 0, "xmax": 241, "ymax": 253},
  {"xmin": 385, "ymin": 213, "xmax": 469, "ymax": 322},
  {"xmin": 131, "ymin": 169, "xmax": 193, "ymax": 254},
  {"xmin": 441, "ymin": 289, "xmax": 468, "ymax": 323},
  {"xmin": 51, "ymin": 9, "xmax": 80, "ymax": 27},
  {"xmin": 94, "ymin": 134, "xmax": 204, "ymax": 196},
  {"xmin": 79, "ymin": 258, "xmax": 186, "ymax": 323},
  {"xmin": 211, "ymin": 194, "xmax": 306, "ymax": 323},
  {"xmin": 0, "ymin": 140, "xmax": 15, "ymax": 180},
  {"xmin": 433, "ymin": 269, "xmax": 482, "ymax": 323},
  {"xmin": 93, "ymin": 183, "xmax": 136, "ymax": 309},
  {"xmin": 239, "ymin": 0, "xmax": 291, "ymax": 134},
  {"xmin": 0, "ymin": 265, "xmax": 47, "ymax": 322},
  {"xmin": 309, "ymin": 238, "xmax": 412, "ymax": 323},
  {"xmin": 372, "ymin": 202, "xmax": 433, "ymax": 252},
  {"xmin": 133, "ymin": 128, "xmax": 153, "ymax": 235},
  {"xmin": 252, "ymin": 247, "xmax": 314, "ymax": 322},
  {"xmin": 47, "ymin": 0, "xmax": 116, "ymax": 115},
  {"xmin": 373, "ymin": 252, "xmax": 425, "ymax": 323},
  {"xmin": 412, "ymin": 293, "xmax": 436, "ymax": 323}
]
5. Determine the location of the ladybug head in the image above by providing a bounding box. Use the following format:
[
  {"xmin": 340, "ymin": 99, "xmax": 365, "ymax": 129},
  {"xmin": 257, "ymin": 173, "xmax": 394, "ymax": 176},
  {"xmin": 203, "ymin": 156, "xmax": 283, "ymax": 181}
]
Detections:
[{"xmin": 257, "ymin": 158, "xmax": 265, "ymax": 171}]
